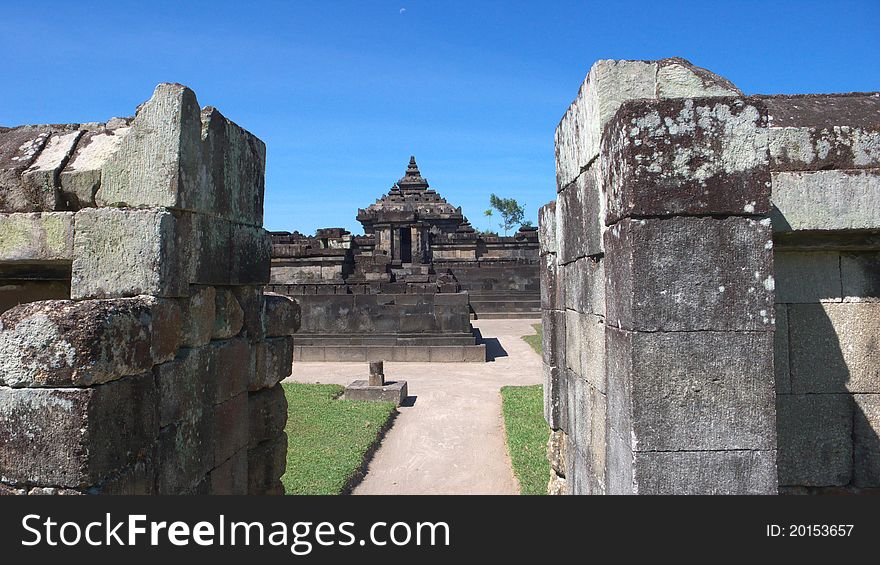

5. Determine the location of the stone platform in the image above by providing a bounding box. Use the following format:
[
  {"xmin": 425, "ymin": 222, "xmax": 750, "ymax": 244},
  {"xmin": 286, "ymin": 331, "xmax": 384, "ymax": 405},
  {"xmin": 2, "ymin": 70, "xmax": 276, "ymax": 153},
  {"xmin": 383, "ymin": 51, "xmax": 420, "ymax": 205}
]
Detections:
[{"xmin": 345, "ymin": 379, "xmax": 408, "ymax": 405}]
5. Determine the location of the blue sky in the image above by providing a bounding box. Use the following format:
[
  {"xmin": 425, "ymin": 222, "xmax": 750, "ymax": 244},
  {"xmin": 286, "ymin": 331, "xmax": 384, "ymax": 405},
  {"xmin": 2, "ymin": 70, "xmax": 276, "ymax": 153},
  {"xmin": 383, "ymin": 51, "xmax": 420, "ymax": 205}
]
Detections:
[{"xmin": 2, "ymin": 1, "xmax": 878, "ymax": 234}]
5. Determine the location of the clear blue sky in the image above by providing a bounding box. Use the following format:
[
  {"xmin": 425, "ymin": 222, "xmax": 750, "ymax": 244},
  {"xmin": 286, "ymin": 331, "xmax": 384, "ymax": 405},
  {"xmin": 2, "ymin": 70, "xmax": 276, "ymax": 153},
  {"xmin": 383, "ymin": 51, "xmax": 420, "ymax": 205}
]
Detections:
[{"xmin": 2, "ymin": 1, "xmax": 878, "ymax": 234}]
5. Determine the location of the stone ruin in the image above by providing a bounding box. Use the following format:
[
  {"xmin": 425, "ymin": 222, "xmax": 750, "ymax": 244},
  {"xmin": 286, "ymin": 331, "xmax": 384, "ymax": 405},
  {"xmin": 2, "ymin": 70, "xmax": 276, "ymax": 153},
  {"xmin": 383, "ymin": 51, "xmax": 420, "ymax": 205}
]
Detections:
[
  {"xmin": 268, "ymin": 157, "xmax": 540, "ymax": 362},
  {"xmin": 542, "ymin": 57, "xmax": 880, "ymax": 494},
  {"xmin": 0, "ymin": 84, "xmax": 298, "ymax": 494}
]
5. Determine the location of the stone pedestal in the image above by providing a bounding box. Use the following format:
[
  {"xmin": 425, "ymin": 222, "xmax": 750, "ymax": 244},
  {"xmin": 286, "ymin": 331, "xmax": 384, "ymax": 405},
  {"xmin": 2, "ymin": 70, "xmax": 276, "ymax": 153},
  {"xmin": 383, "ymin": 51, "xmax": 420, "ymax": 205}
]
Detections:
[{"xmin": 345, "ymin": 380, "xmax": 408, "ymax": 405}]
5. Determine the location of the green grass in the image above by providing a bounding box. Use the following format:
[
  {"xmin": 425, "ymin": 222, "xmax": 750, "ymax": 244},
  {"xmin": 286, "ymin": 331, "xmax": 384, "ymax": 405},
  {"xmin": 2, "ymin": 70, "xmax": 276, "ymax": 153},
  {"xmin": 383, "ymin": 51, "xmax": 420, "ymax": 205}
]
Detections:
[
  {"xmin": 521, "ymin": 323, "xmax": 542, "ymax": 355},
  {"xmin": 500, "ymin": 384, "xmax": 550, "ymax": 495},
  {"xmin": 281, "ymin": 383, "xmax": 396, "ymax": 495}
]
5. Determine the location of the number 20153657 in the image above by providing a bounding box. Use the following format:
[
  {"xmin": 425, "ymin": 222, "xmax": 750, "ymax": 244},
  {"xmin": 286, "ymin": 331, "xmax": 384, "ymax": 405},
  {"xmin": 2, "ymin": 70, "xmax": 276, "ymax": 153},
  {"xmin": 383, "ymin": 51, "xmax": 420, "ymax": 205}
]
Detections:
[{"xmin": 766, "ymin": 525, "xmax": 854, "ymax": 537}]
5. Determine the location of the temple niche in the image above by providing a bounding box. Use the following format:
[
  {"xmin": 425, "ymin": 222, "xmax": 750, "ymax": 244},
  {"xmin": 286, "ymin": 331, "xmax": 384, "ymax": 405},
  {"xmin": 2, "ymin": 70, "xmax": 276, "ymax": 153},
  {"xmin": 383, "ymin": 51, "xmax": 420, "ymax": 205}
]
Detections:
[{"xmin": 269, "ymin": 156, "xmax": 540, "ymax": 362}]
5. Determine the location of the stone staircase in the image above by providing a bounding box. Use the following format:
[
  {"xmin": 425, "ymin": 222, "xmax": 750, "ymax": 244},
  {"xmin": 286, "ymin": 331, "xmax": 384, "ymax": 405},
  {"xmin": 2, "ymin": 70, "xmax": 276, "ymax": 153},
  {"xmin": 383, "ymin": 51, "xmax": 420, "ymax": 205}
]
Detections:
[{"xmin": 466, "ymin": 290, "xmax": 541, "ymax": 319}]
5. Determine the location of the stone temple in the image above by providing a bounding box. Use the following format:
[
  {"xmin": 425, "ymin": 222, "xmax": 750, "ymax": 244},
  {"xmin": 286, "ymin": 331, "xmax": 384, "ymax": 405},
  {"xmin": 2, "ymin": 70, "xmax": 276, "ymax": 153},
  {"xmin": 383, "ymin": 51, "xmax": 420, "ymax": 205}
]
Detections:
[{"xmin": 268, "ymin": 156, "xmax": 540, "ymax": 362}]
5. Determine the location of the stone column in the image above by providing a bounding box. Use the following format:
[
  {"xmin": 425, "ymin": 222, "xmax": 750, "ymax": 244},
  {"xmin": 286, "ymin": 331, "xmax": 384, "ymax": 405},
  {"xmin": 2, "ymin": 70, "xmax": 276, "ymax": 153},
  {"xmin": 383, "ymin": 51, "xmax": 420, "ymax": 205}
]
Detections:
[{"xmin": 602, "ymin": 96, "xmax": 777, "ymax": 494}]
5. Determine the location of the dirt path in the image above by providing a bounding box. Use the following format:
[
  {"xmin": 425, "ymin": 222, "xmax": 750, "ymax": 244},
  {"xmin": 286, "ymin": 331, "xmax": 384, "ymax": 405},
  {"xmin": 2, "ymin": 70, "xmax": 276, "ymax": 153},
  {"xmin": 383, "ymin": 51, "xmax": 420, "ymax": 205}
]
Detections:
[{"xmin": 283, "ymin": 318, "xmax": 543, "ymax": 495}]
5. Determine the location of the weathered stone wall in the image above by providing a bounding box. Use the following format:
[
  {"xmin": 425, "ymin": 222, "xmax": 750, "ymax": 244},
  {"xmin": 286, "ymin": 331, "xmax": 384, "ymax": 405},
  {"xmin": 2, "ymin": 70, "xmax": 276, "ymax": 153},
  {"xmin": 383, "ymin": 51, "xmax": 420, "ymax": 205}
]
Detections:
[
  {"xmin": 0, "ymin": 84, "xmax": 297, "ymax": 494},
  {"xmin": 768, "ymin": 94, "xmax": 880, "ymax": 493},
  {"xmin": 543, "ymin": 58, "xmax": 880, "ymax": 495}
]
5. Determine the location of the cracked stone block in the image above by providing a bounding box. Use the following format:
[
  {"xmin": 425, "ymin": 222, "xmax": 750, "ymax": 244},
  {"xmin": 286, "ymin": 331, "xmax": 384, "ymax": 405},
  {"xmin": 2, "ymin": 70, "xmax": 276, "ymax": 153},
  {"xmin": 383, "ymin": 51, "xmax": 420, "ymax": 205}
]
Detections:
[
  {"xmin": 264, "ymin": 293, "xmax": 301, "ymax": 337},
  {"xmin": 562, "ymin": 255, "xmax": 604, "ymax": 317},
  {"xmin": 0, "ymin": 212, "xmax": 74, "ymax": 262},
  {"xmin": 71, "ymin": 207, "xmax": 191, "ymax": 299},
  {"xmin": 179, "ymin": 286, "xmax": 216, "ymax": 348},
  {"xmin": 540, "ymin": 252, "xmax": 561, "ymax": 311},
  {"xmin": 771, "ymin": 169, "xmax": 880, "ymax": 232},
  {"xmin": 155, "ymin": 346, "xmax": 209, "ymax": 427},
  {"xmin": 774, "ymin": 251, "xmax": 842, "ymax": 303},
  {"xmin": 543, "ymin": 363, "xmax": 565, "ymax": 430},
  {"xmin": 632, "ymin": 450, "xmax": 777, "ymax": 495},
  {"xmin": 547, "ymin": 429, "xmax": 567, "ymax": 476},
  {"xmin": 604, "ymin": 216, "xmax": 775, "ymax": 332},
  {"xmin": 655, "ymin": 57, "xmax": 742, "ymax": 98},
  {"xmin": 777, "ymin": 394, "xmax": 853, "ymax": 487},
  {"xmin": 231, "ymin": 223, "xmax": 271, "ymax": 284},
  {"xmin": 207, "ymin": 337, "xmax": 251, "ymax": 405},
  {"xmin": 60, "ymin": 123, "xmax": 131, "ymax": 208},
  {"xmin": 557, "ymin": 165, "xmax": 603, "ymax": 262},
  {"xmin": 0, "ymin": 297, "xmax": 179, "ymax": 388},
  {"xmin": 606, "ymin": 327, "xmax": 775, "ymax": 452},
  {"xmin": 541, "ymin": 308, "xmax": 565, "ymax": 369},
  {"xmin": 213, "ymin": 288, "xmax": 244, "ymax": 339},
  {"xmin": 98, "ymin": 84, "xmax": 265, "ymax": 226},
  {"xmin": 788, "ymin": 302, "xmax": 880, "ymax": 393},
  {"xmin": 158, "ymin": 415, "xmax": 212, "ymax": 494},
  {"xmin": 248, "ymin": 384, "xmax": 288, "ymax": 448},
  {"xmin": 232, "ymin": 285, "xmax": 266, "ymax": 343},
  {"xmin": 0, "ymin": 373, "xmax": 158, "ymax": 488},
  {"xmin": 247, "ymin": 432, "xmax": 287, "ymax": 495},
  {"xmin": 251, "ymin": 336, "xmax": 293, "ymax": 391},
  {"xmin": 20, "ymin": 130, "xmax": 83, "ymax": 211},
  {"xmin": 212, "ymin": 394, "xmax": 248, "ymax": 469},
  {"xmin": 564, "ymin": 309, "xmax": 605, "ymax": 392},
  {"xmin": 209, "ymin": 448, "xmax": 247, "ymax": 495},
  {"xmin": 602, "ymin": 96, "xmax": 770, "ymax": 224},
  {"xmin": 538, "ymin": 201, "xmax": 556, "ymax": 255}
]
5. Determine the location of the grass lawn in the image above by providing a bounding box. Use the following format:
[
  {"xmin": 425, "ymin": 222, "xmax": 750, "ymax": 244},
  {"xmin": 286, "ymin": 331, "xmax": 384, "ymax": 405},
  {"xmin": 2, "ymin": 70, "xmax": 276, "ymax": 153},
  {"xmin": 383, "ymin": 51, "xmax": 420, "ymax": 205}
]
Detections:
[
  {"xmin": 500, "ymin": 384, "xmax": 550, "ymax": 495},
  {"xmin": 521, "ymin": 323, "xmax": 542, "ymax": 355},
  {"xmin": 281, "ymin": 382, "xmax": 396, "ymax": 495}
]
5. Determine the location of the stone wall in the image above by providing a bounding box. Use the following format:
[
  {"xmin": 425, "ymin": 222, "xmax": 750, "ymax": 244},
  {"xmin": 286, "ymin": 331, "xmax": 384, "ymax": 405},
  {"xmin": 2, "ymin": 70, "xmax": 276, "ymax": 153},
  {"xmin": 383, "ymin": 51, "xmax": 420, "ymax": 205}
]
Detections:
[
  {"xmin": 542, "ymin": 57, "xmax": 879, "ymax": 494},
  {"xmin": 0, "ymin": 84, "xmax": 297, "ymax": 494}
]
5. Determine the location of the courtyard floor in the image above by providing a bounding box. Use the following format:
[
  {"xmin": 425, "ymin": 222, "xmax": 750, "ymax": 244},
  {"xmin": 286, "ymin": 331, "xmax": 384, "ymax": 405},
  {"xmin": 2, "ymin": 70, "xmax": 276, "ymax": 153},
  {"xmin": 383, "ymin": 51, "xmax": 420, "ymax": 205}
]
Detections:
[{"xmin": 283, "ymin": 318, "xmax": 543, "ymax": 495}]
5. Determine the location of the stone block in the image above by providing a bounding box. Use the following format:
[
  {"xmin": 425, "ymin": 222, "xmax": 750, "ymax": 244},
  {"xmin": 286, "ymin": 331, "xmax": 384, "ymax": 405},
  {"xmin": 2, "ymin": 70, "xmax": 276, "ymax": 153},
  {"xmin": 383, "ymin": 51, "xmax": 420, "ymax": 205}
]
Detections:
[
  {"xmin": 853, "ymin": 394, "xmax": 880, "ymax": 488},
  {"xmin": 213, "ymin": 287, "xmax": 244, "ymax": 339},
  {"xmin": 538, "ymin": 201, "xmax": 557, "ymax": 255},
  {"xmin": 155, "ymin": 347, "xmax": 209, "ymax": 427},
  {"xmin": 632, "ymin": 450, "xmax": 777, "ymax": 495},
  {"xmin": 788, "ymin": 302, "xmax": 880, "ymax": 393},
  {"xmin": 774, "ymin": 304, "xmax": 791, "ymax": 394},
  {"xmin": 589, "ymin": 385, "xmax": 607, "ymax": 495},
  {"xmin": 0, "ymin": 373, "xmax": 158, "ymax": 487},
  {"xmin": 179, "ymin": 286, "xmax": 216, "ymax": 348},
  {"xmin": 0, "ymin": 296, "xmax": 177, "ymax": 388},
  {"xmin": 603, "ymin": 97, "xmax": 769, "ymax": 224},
  {"xmin": 771, "ymin": 170, "xmax": 880, "ymax": 232},
  {"xmin": 606, "ymin": 327, "xmax": 776, "ymax": 451},
  {"xmin": 231, "ymin": 224, "xmax": 271, "ymax": 284},
  {"xmin": 460, "ymin": 344, "xmax": 486, "ymax": 362},
  {"xmin": 232, "ymin": 285, "xmax": 265, "ymax": 343},
  {"xmin": 264, "ymin": 293, "xmax": 301, "ymax": 336},
  {"xmin": 543, "ymin": 364, "xmax": 566, "ymax": 431},
  {"xmin": 540, "ymin": 253, "xmax": 561, "ymax": 311},
  {"xmin": 606, "ymin": 430, "xmax": 633, "ymax": 495},
  {"xmin": 604, "ymin": 217, "xmax": 775, "ymax": 332},
  {"xmin": 247, "ymin": 432, "xmax": 287, "ymax": 495},
  {"xmin": 655, "ymin": 57, "xmax": 741, "ymax": 99},
  {"xmin": 191, "ymin": 213, "xmax": 232, "ymax": 285},
  {"xmin": 774, "ymin": 251, "xmax": 842, "ymax": 303},
  {"xmin": 562, "ymin": 255, "xmax": 604, "ymax": 317},
  {"xmin": 212, "ymin": 393, "xmax": 248, "ymax": 468},
  {"xmin": 0, "ymin": 212, "xmax": 74, "ymax": 262},
  {"xmin": 541, "ymin": 308, "xmax": 565, "ymax": 368},
  {"xmin": 71, "ymin": 207, "xmax": 190, "ymax": 299},
  {"xmin": 87, "ymin": 451, "xmax": 157, "ymax": 495},
  {"xmin": 764, "ymin": 93, "xmax": 880, "ymax": 171},
  {"xmin": 842, "ymin": 251, "xmax": 880, "ymax": 302},
  {"xmin": 777, "ymin": 394, "xmax": 853, "ymax": 487},
  {"xmin": 563, "ymin": 310, "xmax": 605, "ymax": 392},
  {"xmin": 251, "ymin": 336, "xmax": 293, "ymax": 391},
  {"xmin": 345, "ymin": 379, "xmax": 407, "ymax": 405},
  {"xmin": 207, "ymin": 338, "xmax": 251, "ymax": 404},
  {"xmin": 59, "ymin": 124, "xmax": 131, "ymax": 208},
  {"xmin": 0, "ymin": 126, "xmax": 53, "ymax": 211},
  {"xmin": 157, "ymin": 415, "xmax": 212, "ymax": 494},
  {"xmin": 248, "ymin": 384, "xmax": 288, "ymax": 448},
  {"xmin": 555, "ymin": 59, "xmax": 659, "ymax": 188},
  {"xmin": 557, "ymin": 166, "xmax": 603, "ymax": 263},
  {"xmin": 19, "ymin": 130, "xmax": 84, "ymax": 211},
  {"xmin": 209, "ymin": 448, "xmax": 248, "ymax": 495}
]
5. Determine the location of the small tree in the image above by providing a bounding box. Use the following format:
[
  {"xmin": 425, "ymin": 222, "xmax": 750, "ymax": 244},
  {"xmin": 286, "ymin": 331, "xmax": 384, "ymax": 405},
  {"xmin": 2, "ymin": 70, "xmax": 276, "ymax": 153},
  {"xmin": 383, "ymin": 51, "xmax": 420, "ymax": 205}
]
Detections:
[{"xmin": 487, "ymin": 194, "xmax": 525, "ymax": 235}]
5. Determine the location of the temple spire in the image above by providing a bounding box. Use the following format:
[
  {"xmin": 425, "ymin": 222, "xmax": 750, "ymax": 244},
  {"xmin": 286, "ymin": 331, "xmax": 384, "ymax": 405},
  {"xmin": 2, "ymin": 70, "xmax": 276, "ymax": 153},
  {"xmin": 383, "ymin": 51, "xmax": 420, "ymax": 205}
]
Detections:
[{"xmin": 398, "ymin": 155, "xmax": 429, "ymax": 190}]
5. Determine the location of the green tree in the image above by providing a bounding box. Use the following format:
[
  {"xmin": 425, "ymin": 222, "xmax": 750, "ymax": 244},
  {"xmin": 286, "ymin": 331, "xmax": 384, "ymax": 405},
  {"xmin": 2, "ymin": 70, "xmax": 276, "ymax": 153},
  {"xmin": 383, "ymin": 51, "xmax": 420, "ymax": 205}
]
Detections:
[{"xmin": 488, "ymin": 194, "xmax": 525, "ymax": 235}]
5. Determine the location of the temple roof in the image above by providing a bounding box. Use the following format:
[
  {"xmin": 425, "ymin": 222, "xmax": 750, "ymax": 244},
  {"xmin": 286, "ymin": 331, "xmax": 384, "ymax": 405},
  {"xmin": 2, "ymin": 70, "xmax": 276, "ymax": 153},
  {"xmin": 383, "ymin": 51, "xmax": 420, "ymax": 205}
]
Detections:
[{"xmin": 357, "ymin": 156, "xmax": 465, "ymax": 226}]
